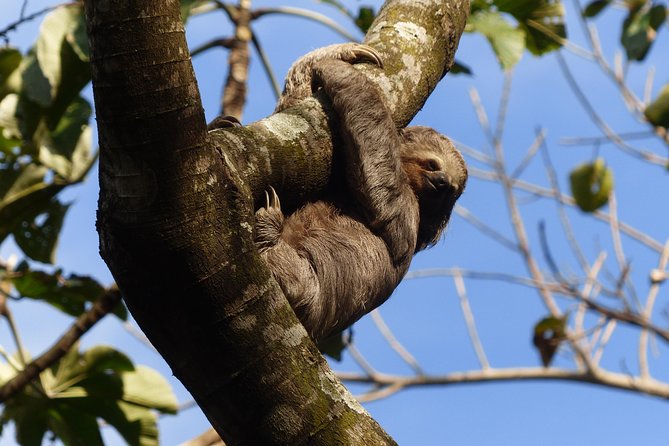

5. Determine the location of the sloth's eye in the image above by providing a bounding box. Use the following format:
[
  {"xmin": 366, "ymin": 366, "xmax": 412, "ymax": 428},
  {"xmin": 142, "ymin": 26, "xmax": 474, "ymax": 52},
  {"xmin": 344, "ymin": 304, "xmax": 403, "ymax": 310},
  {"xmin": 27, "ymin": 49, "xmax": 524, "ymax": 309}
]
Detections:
[{"xmin": 426, "ymin": 160, "xmax": 440, "ymax": 171}]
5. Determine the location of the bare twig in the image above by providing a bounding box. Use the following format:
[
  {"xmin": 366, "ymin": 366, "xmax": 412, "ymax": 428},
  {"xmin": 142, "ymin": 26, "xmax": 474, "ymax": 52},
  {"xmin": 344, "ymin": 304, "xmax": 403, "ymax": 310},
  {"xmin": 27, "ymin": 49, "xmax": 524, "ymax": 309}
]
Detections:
[
  {"xmin": 251, "ymin": 7, "xmax": 358, "ymax": 42},
  {"xmin": 510, "ymin": 128, "xmax": 545, "ymax": 180},
  {"xmin": 453, "ymin": 271, "xmax": 490, "ymax": 370},
  {"xmin": 469, "ymin": 167, "xmax": 664, "ymax": 253},
  {"xmin": 454, "ymin": 205, "xmax": 518, "ymax": 252},
  {"xmin": 190, "ymin": 37, "xmax": 235, "ymax": 57},
  {"xmin": 540, "ymin": 135, "xmax": 589, "ymax": 271},
  {"xmin": 0, "ymin": 3, "xmax": 70, "ymax": 41},
  {"xmin": 556, "ymin": 53, "xmax": 667, "ymax": 166},
  {"xmin": 639, "ymin": 240, "xmax": 669, "ymax": 378},
  {"xmin": 250, "ymin": 30, "xmax": 281, "ymax": 99},
  {"xmin": 593, "ymin": 320, "xmax": 617, "ymax": 365},
  {"xmin": 370, "ymin": 310, "xmax": 425, "ymax": 375},
  {"xmin": 336, "ymin": 366, "xmax": 669, "ymax": 402},
  {"xmin": 346, "ymin": 338, "xmax": 380, "ymax": 379}
]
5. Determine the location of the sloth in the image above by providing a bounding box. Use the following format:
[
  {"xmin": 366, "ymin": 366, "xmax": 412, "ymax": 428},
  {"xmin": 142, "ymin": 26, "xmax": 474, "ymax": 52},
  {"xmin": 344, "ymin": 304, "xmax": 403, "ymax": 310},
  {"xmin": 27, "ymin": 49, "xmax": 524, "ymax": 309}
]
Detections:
[
  {"xmin": 248, "ymin": 44, "xmax": 468, "ymax": 342},
  {"xmin": 207, "ymin": 44, "xmax": 468, "ymax": 342}
]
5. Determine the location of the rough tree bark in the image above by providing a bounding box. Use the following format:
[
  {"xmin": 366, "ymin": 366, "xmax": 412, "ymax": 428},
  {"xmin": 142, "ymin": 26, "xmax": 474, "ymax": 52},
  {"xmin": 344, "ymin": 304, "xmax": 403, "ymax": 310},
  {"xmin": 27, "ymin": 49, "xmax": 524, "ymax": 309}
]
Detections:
[{"xmin": 84, "ymin": 0, "xmax": 468, "ymax": 444}]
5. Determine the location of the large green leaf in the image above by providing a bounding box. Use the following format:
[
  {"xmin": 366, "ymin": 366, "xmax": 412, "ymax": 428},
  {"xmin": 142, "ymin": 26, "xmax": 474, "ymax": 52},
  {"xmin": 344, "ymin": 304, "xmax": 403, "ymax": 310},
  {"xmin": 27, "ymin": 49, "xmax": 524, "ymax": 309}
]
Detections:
[
  {"xmin": 468, "ymin": 10, "xmax": 526, "ymax": 69},
  {"xmin": 569, "ymin": 158, "xmax": 614, "ymax": 212},
  {"xmin": 120, "ymin": 366, "xmax": 179, "ymax": 413},
  {"xmin": 39, "ymin": 96, "xmax": 94, "ymax": 182},
  {"xmin": 0, "ymin": 163, "xmax": 65, "ymax": 245},
  {"xmin": 4, "ymin": 393, "xmax": 49, "ymax": 446},
  {"xmin": 621, "ymin": 3, "xmax": 666, "ymax": 61},
  {"xmin": 36, "ymin": 5, "xmax": 90, "ymax": 112},
  {"xmin": 11, "ymin": 265, "xmax": 107, "ymax": 317},
  {"xmin": 645, "ymin": 83, "xmax": 669, "ymax": 128},
  {"xmin": 13, "ymin": 199, "xmax": 70, "ymax": 264},
  {"xmin": 493, "ymin": 0, "xmax": 566, "ymax": 55},
  {"xmin": 47, "ymin": 402, "xmax": 104, "ymax": 446}
]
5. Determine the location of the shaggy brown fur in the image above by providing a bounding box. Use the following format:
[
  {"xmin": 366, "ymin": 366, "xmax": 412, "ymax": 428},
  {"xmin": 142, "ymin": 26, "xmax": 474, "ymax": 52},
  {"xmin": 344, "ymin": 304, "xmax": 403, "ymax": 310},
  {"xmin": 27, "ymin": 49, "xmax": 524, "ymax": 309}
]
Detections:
[{"xmin": 254, "ymin": 44, "xmax": 468, "ymax": 342}]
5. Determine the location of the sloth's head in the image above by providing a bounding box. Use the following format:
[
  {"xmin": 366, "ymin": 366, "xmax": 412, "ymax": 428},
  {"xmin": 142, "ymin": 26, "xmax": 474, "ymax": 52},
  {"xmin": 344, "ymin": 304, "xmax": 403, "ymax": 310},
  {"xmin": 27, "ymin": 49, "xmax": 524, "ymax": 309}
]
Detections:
[{"xmin": 400, "ymin": 126, "xmax": 467, "ymax": 251}]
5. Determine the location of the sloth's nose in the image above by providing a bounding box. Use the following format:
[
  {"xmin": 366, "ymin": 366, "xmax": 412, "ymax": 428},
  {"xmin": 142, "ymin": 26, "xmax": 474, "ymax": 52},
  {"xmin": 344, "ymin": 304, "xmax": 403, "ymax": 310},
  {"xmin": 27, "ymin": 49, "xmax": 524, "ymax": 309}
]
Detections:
[{"xmin": 431, "ymin": 172, "xmax": 452, "ymax": 189}]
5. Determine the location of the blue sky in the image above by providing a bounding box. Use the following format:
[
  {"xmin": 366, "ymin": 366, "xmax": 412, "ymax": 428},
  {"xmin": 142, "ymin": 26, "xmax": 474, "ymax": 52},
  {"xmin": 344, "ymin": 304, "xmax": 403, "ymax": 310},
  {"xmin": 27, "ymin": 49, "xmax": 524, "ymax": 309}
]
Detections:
[{"xmin": 2, "ymin": 0, "xmax": 669, "ymax": 445}]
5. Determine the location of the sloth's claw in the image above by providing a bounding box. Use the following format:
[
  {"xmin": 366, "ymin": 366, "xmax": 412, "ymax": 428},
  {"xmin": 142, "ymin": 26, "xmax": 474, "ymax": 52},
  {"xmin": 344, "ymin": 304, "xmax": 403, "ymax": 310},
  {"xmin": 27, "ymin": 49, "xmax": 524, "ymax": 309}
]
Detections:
[
  {"xmin": 207, "ymin": 115, "xmax": 242, "ymax": 131},
  {"xmin": 351, "ymin": 45, "xmax": 384, "ymax": 69}
]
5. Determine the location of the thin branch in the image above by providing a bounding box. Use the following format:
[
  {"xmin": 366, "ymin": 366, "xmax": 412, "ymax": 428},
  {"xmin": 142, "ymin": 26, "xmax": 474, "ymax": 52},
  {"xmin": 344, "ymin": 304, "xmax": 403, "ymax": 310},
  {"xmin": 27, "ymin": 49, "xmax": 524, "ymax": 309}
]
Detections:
[
  {"xmin": 607, "ymin": 192, "xmax": 628, "ymax": 276},
  {"xmin": 250, "ymin": 30, "xmax": 281, "ymax": 100},
  {"xmin": 477, "ymin": 84, "xmax": 562, "ymax": 317},
  {"xmin": 0, "ymin": 297, "xmax": 27, "ymax": 367},
  {"xmin": 190, "ymin": 37, "xmax": 235, "ymax": 58},
  {"xmin": 540, "ymin": 135, "xmax": 590, "ymax": 271},
  {"xmin": 469, "ymin": 167, "xmax": 664, "ymax": 253},
  {"xmin": 0, "ymin": 287, "xmax": 122, "ymax": 402},
  {"xmin": 560, "ymin": 131, "xmax": 657, "ymax": 146},
  {"xmin": 251, "ymin": 7, "xmax": 358, "ymax": 42},
  {"xmin": 639, "ymin": 240, "xmax": 669, "ymax": 378},
  {"xmin": 370, "ymin": 310, "xmax": 425, "ymax": 375},
  {"xmin": 336, "ymin": 366, "xmax": 669, "ymax": 402},
  {"xmin": 593, "ymin": 320, "xmax": 617, "ymax": 366},
  {"xmin": 510, "ymin": 128, "xmax": 545, "ymax": 180},
  {"xmin": 453, "ymin": 271, "xmax": 490, "ymax": 370},
  {"xmin": 345, "ymin": 337, "xmax": 380, "ymax": 379},
  {"xmin": 404, "ymin": 268, "xmax": 568, "ymax": 294},
  {"xmin": 556, "ymin": 52, "xmax": 667, "ymax": 166},
  {"xmin": 0, "ymin": 3, "xmax": 68, "ymax": 41},
  {"xmin": 454, "ymin": 205, "xmax": 518, "ymax": 252},
  {"xmin": 575, "ymin": 252, "xmax": 606, "ymax": 343}
]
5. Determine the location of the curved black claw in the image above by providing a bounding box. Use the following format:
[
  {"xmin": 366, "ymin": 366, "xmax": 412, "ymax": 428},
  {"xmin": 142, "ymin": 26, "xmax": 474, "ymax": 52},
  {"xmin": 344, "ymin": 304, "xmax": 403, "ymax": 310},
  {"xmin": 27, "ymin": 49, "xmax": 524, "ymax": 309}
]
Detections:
[
  {"xmin": 207, "ymin": 115, "xmax": 242, "ymax": 131},
  {"xmin": 351, "ymin": 45, "xmax": 384, "ymax": 69}
]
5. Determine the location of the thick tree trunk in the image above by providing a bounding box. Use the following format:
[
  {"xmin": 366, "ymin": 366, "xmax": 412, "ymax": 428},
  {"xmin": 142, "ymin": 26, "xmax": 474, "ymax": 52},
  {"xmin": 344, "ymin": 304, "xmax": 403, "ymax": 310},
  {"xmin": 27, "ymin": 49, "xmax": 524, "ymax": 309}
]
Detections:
[{"xmin": 84, "ymin": 0, "xmax": 468, "ymax": 444}]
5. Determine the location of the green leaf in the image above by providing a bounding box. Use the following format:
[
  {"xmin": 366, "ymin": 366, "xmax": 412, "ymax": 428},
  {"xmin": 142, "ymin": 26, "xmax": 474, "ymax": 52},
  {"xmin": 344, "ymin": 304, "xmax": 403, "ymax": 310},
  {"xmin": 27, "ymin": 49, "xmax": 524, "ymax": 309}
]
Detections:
[
  {"xmin": 645, "ymin": 83, "xmax": 669, "ymax": 128},
  {"xmin": 449, "ymin": 59, "xmax": 473, "ymax": 76},
  {"xmin": 621, "ymin": 3, "xmax": 666, "ymax": 61},
  {"xmin": 82, "ymin": 346, "xmax": 135, "ymax": 376},
  {"xmin": 36, "ymin": 6, "xmax": 87, "ymax": 106},
  {"xmin": 13, "ymin": 199, "xmax": 70, "ymax": 264},
  {"xmin": 0, "ymin": 163, "xmax": 65, "ymax": 244},
  {"xmin": 493, "ymin": 0, "xmax": 566, "ymax": 55},
  {"xmin": 5, "ymin": 393, "xmax": 49, "ymax": 446},
  {"xmin": 582, "ymin": 0, "xmax": 611, "ymax": 18},
  {"xmin": 468, "ymin": 11, "xmax": 526, "ymax": 69},
  {"xmin": 533, "ymin": 315, "xmax": 567, "ymax": 367},
  {"xmin": 12, "ymin": 266, "xmax": 106, "ymax": 317},
  {"xmin": 569, "ymin": 158, "xmax": 614, "ymax": 212},
  {"xmin": 121, "ymin": 366, "xmax": 178, "ymax": 413},
  {"xmin": 47, "ymin": 403, "xmax": 104, "ymax": 446},
  {"xmin": 0, "ymin": 48, "xmax": 22, "ymax": 90},
  {"xmin": 355, "ymin": 7, "xmax": 376, "ymax": 33},
  {"xmin": 39, "ymin": 96, "xmax": 94, "ymax": 181}
]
